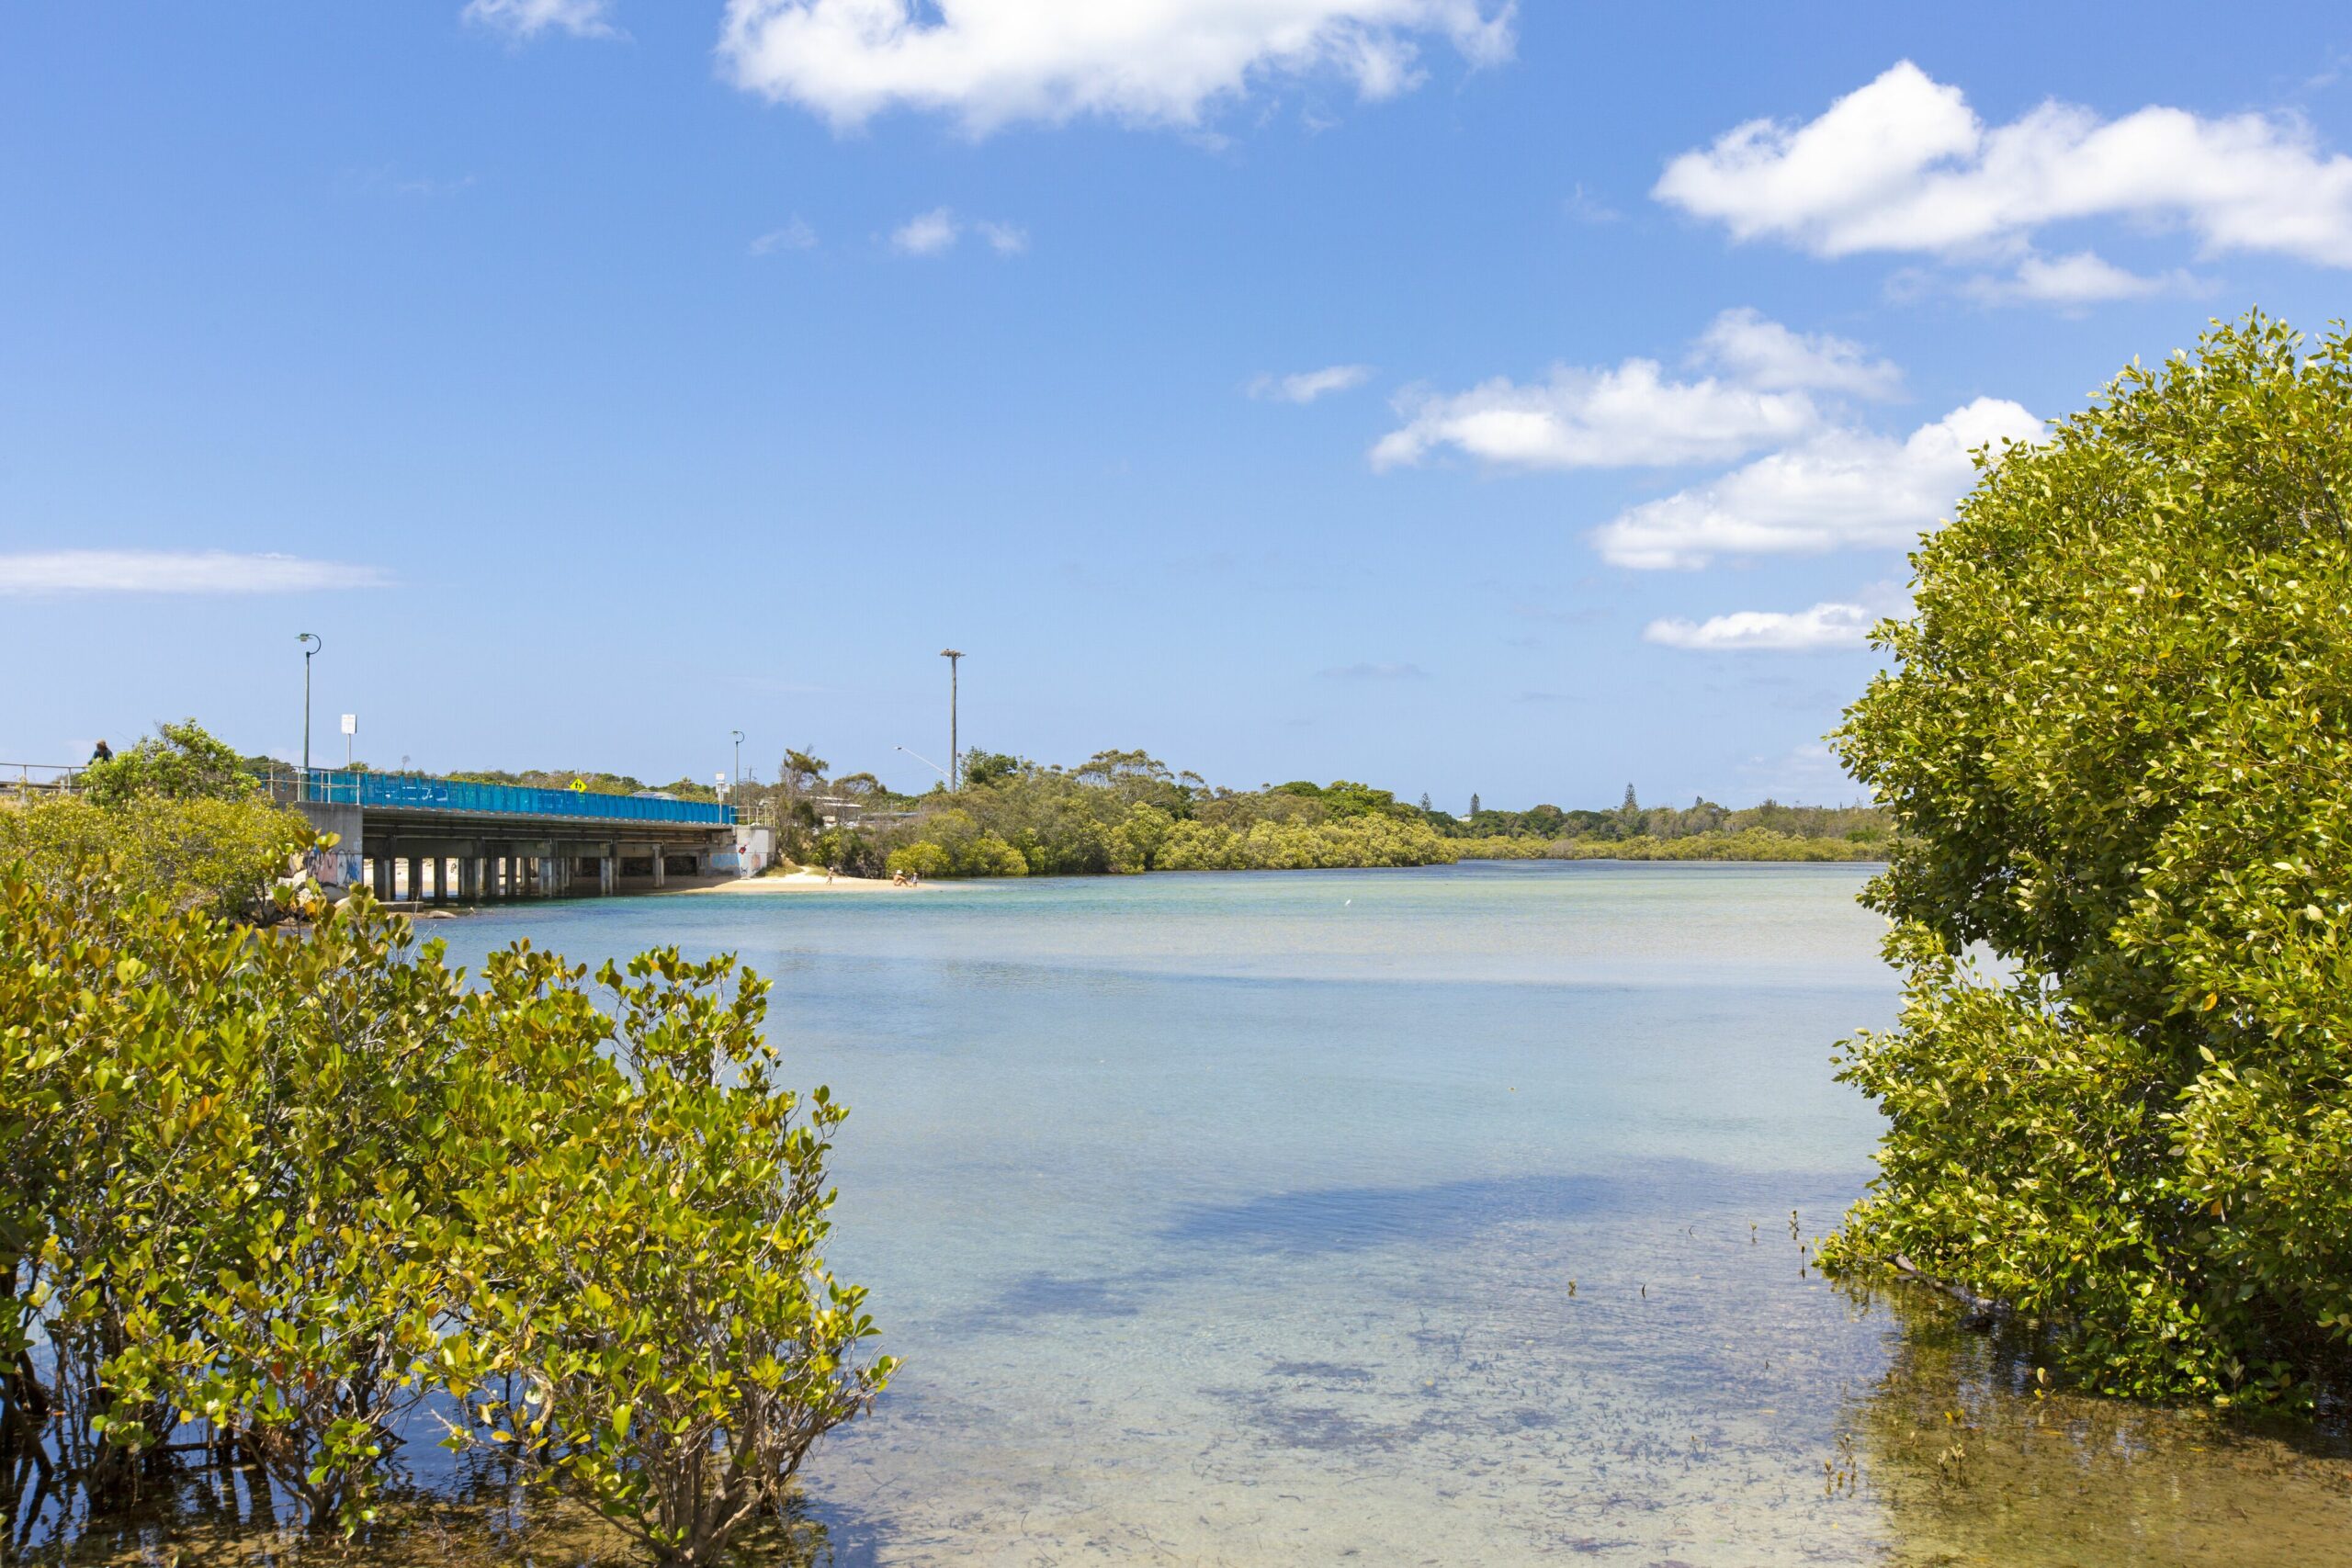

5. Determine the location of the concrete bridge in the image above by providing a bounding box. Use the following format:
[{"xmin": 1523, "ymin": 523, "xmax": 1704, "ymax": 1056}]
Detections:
[{"xmin": 288, "ymin": 770, "xmax": 753, "ymax": 903}]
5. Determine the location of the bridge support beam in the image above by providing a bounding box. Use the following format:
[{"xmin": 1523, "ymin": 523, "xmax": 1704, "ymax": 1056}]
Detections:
[{"xmin": 332, "ymin": 806, "xmax": 729, "ymax": 905}]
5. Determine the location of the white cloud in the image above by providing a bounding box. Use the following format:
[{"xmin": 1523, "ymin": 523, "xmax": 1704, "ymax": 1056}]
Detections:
[
  {"xmin": 750, "ymin": 218, "xmax": 819, "ymax": 254},
  {"xmin": 1644, "ymin": 601, "xmax": 1875, "ymax": 651},
  {"xmin": 1565, "ymin": 183, "xmax": 1619, "ymax": 223},
  {"xmin": 1693, "ymin": 307, "xmax": 1901, "ymax": 397},
  {"xmin": 717, "ymin": 0, "xmax": 1516, "ymax": 133},
  {"xmin": 0, "ymin": 550, "xmax": 392, "ymax": 595},
  {"xmin": 1592, "ymin": 397, "xmax": 2041, "ymax": 569},
  {"xmin": 1251, "ymin": 364, "xmax": 1374, "ymax": 403},
  {"xmin": 1656, "ymin": 60, "xmax": 2352, "ymax": 269},
  {"xmin": 462, "ymin": 0, "xmax": 621, "ymax": 40},
  {"xmin": 975, "ymin": 219, "xmax": 1029, "ymax": 254},
  {"xmin": 891, "ymin": 208, "xmax": 961, "ymax": 254},
  {"xmin": 1374, "ymin": 359, "xmax": 1816, "ymax": 471},
  {"xmin": 1962, "ymin": 249, "xmax": 2191, "ymax": 305},
  {"xmin": 1372, "ymin": 310, "xmax": 1905, "ymax": 471},
  {"xmin": 889, "ymin": 208, "xmax": 1024, "ymax": 256}
]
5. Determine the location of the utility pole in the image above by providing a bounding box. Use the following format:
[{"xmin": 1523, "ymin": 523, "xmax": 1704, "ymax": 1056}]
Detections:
[
  {"xmin": 939, "ymin": 649, "xmax": 963, "ymax": 789},
  {"xmin": 298, "ymin": 632, "xmax": 322, "ymax": 801},
  {"xmin": 731, "ymin": 729, "xmax": 743, "ymax": 800}
]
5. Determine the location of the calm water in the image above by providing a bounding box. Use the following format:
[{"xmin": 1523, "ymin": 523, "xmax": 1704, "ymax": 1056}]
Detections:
[{"xmin": 435, "ymin": 862, "xmax": 2352, "ymax": 1567}]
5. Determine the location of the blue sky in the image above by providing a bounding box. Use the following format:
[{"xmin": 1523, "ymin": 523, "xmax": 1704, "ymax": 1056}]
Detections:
[{"xmin": 6, "ymin": 2, "xmax": 2351, "ymax": 808}]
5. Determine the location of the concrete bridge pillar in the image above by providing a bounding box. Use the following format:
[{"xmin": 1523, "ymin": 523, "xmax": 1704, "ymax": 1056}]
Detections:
[
  {"xmin": 599, "ymin": 848, "xmax": 616, "ymax": 896},
  {"xmin": 651, "ymin": 846, "xmax": 666, "ymax": 889},
  {"xmin": 371, "ymin": 856, "xmax": 393, "ymax": 902}
]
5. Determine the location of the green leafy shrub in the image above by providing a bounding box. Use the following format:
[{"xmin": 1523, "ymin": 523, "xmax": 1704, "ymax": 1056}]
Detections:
[
  {"xmin": 884, "ymin": 811, "xmax": 1027, "ymax": 878},
  {"xmin": 447, "ymin": 949, "xmax": 894, "ymax": 1566},
  {"xmin": 2, "ymin": 721, "xmax": 311, "ymax": 919},
  {"xmin": 0, "ymin": 867, "xmax": 889, "ymax": 1546},
  {"xmin": 0, "ymin": 794, "xmax": 311, "ymax": 919},
  {"xmin": 1547, "ymin": 829, "xmax": 1879, "ymax": 863},
  {"xmin": 79, "ymin": 718, "xmax": 262, "ymax": 807},
  {"xmin": 1820, "ymin": 313, "xmax": 2352, "ymax": 1408},
  {"xmin": 1152, "ymin": 814, "xmax": 1462, "ymax": 871}
]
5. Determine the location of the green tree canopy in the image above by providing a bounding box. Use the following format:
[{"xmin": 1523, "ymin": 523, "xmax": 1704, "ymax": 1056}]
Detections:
[
  {"xmin": 959, "ymin": 749, "xmax": 1020, "ymax": 788},
  {"xmin": 81, "ymin": 719, "xmax": 258, "ymax": 807},
  {"xmin": 760, "ymin": 749, "xmax": 825, "ymax": 801},
  {"xmin": 1823, "ymin": 312, "xmax": 2352, "ymax": 1408}
]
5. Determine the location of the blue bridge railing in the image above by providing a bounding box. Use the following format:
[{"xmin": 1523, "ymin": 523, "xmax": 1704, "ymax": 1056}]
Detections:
[{"xmin": 297, "ymin": 769, "xmax": 733, "ymax": 825}]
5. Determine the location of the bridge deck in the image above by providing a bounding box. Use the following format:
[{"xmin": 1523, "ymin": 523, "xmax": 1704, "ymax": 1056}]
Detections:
[{"xmin": 292, "ymin": 769, "xmax": 734, "ymax": 826}]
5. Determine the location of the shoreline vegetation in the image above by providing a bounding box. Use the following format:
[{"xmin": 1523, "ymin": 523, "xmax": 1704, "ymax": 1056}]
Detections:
[
  {"xmin": 1818, "ymin": 316, "xmax": 2352, "ymax": 1413},
  {"xmin": 0, "ymin": 730, "xmax": 894, "ymax": 1564},
  {"xmin": 412, "ymin": 749, "xmax": 1892, "ymax": 878},
  {"xmin": 142, "ymin": 737, "xmax": 1890, "ymax": 881},
  {"xmin": 714, "ymin": 749, "xmax": 1888, "ymax": 879}
]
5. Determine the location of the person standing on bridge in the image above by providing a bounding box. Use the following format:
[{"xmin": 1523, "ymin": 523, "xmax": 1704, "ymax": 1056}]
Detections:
[{"xmin": 88, "ymin": 739, "xmax": 112, "ymax": 764}]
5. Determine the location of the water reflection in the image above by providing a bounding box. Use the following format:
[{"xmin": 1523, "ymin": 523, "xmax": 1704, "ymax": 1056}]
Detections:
[
  {"xmin": 1841, "ymin": 1281, "xmax": 2352, "ymax": 1567},
  {"xmin": 10, "ymin": 1447, "xmax": 836, "ymax": 1567}
]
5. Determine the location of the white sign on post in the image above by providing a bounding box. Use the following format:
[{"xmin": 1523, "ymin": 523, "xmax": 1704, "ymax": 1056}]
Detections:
[{"xmin": 340, "ymin": 714, "xmax": 356, "ymax": 736}]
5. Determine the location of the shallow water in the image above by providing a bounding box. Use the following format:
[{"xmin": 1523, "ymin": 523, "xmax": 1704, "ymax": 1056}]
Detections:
[{"xmin": 426, "ymin": 862, "xmax": 2352, "ymax": 1567}]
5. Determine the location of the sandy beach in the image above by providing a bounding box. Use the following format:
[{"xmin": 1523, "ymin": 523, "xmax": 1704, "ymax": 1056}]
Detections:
[{"xmin": 707, "ymin": 870, "xmax": 927, "ymax": 893}]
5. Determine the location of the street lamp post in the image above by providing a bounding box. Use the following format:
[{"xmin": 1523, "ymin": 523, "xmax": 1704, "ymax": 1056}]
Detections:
[
  {"xmin": 894, "ymin": 745, "xmax": 948, "ymax": 785},
  {"xmin": 298, "ymin": 633, "xmax": 322, "ymax": 801},
  {"xmin": 731, "ymin": 729, "xmax": 743, "ymax": 801},
  {"xmin": 939, "ymin": 649, "xmax": 963, "ymax": 789}
]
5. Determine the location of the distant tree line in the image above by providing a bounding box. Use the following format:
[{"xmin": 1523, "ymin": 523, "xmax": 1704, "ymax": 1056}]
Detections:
[{"xmin": 721, "ymin": 749, "xmax": 1889, "ymax": 878}]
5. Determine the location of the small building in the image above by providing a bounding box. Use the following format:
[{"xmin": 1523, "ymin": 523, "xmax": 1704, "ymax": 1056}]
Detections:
[{"xmin": 712, "ymin": 822, "xmax": 774, "ymax": 878}]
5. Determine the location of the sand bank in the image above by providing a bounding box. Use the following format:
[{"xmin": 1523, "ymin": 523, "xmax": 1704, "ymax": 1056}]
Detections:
[{"xmin": 706, "ymin": 870, "xmax": 926, "ymax": 893}]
